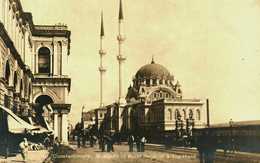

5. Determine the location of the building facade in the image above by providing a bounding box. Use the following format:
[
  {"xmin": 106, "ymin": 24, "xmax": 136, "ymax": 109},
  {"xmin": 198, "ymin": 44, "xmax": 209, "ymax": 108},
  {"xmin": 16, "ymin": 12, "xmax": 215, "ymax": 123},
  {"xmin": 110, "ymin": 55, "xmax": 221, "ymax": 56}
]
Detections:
[
  {"xmin": 0, "ymin": 0, "xmax": 71, "ymax": 144},
  {"xmin": 92, "ymin": 60, "xmax": 206, "ymax": 142}
]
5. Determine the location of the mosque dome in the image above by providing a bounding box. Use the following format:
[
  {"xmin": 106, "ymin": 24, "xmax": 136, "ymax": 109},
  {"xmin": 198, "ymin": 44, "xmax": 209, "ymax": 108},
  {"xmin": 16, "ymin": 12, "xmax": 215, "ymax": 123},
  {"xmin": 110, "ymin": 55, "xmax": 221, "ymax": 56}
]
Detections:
[{"xmin": 135, "ymin": 59, "xmax": 173, "ymax": 80}]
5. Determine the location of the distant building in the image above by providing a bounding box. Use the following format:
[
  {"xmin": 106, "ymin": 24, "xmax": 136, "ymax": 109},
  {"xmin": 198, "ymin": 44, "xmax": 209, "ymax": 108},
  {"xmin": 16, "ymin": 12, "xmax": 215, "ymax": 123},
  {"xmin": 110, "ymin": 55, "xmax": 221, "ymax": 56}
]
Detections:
[
  {"xmin": 0, "ymin": 0, "xmax": 71, "ymax": 144},
  {"xmin": 124, "ymin": 59, "xmax": 206, "ymax": 139},
  {"xmin": 82, "ymin": 110, "xmax": 95, "ymax": 129},
  {"xmin": 91, "ymin": 0, "xmax": 206, "ymax": 141},
  {"xmin": 93, "ymin": 59, "xmax": 206, "ymax": 141}
]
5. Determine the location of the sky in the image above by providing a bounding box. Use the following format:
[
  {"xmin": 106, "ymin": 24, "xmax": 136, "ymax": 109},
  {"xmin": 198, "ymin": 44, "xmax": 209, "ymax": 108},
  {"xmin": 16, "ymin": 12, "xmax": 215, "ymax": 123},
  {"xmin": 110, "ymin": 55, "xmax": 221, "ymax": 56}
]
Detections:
[{"xmin": 21, "ymin": 0, "xmax": 260, "ymax": 125}]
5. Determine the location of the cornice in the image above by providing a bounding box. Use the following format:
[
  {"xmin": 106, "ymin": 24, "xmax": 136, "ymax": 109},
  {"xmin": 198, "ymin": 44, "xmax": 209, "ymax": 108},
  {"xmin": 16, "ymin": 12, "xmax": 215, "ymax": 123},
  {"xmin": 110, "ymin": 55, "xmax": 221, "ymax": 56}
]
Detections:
[{"xmin": 0, "ymin": 22, "xmax": 34, "ymax": 79}]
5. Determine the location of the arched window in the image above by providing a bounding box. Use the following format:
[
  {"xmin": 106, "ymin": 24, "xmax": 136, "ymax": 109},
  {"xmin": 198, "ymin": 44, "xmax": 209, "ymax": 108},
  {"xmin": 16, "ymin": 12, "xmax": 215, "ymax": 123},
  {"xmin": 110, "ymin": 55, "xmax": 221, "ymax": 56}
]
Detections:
[
  {"xmin": 38, "ymin": 47, "xmax": 51, "ymax": 73},
  {"xmin": 152, "ymin": 79, "xmax": 157, "ymax": 85},
  {"xmin": 175, "ymin": 109, "xmax": 180, "ymax": 120},
  {"xmin": 189, "ymin": 109, "xmax": 193, "ymax": 119},
  {"xmin": 5, "ymin": 61, "xmax": 10, "ymax": 85},
  {"xmin": 146, "ymin": 79, "xmax": 150, "ymax": 86},
  {"xmin": 196, "ymin": 109, "xmax": 201, "ymax": 120},
  {"xmin": 183, "ymin": 109, "xmax": 186, "ymax": 120},
  {"xmin": 13, "ymin": 71, "xmax": 17, "ymax": 91},
  {"xmin": 20, "ymin": 79, "xmax": 23, "ymax": 93}
]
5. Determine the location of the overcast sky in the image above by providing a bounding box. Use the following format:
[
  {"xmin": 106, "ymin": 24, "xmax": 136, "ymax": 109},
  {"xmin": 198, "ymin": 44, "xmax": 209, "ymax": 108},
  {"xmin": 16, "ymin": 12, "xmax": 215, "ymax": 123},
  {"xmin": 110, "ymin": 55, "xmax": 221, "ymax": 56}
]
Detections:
[{"xmin": 21, "ymin": 0, "xmax": 260, "ymax": 125}]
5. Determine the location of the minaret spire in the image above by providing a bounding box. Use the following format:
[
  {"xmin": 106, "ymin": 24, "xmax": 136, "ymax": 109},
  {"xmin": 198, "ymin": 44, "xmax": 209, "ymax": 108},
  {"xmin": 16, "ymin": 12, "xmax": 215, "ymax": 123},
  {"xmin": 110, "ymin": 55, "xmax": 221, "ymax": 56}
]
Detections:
[
  {"xmin": 117, "ymin": 0, "xmax": 126, "ymax": 104},
  {"xmin": 119, "ymin": 0, "xmax": 124, "ymax": 20},
  {"xmin": 99, "ymin": 11, "xmax": 106, "ymax": 107},
  {"xmin": 100, "ymin": 11, "xmax": 105, "ymax": 37}
]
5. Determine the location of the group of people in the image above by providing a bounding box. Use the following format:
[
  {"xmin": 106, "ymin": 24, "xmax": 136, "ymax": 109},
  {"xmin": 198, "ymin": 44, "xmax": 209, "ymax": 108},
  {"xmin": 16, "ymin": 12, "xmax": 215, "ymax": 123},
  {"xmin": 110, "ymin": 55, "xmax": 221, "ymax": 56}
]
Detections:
[
  {"xmin": 74, "ymin": 128, "xmax": 148, "ymax": 153},
  {"xmin": 76, "ymin": 130, "xmax": 97, "ymax": 148},
  {"xmin": 128, "ymin": 135, "xmax": 147, "ymax": 152},
  {"xmin": 99, "ymin": 134, "xmax": 115, "ymax": 152},
  {"xmin": 19, "ymin": 135, "xmax": 60, "ymax": 162}
]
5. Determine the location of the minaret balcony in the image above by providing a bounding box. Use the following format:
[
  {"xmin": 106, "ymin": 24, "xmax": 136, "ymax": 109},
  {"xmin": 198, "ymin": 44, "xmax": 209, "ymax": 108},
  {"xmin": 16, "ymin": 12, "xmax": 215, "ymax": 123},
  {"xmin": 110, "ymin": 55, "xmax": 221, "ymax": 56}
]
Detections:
[
  {"xmin": 99, "ymin": 67, "xmax": 106, "ymax": 72},
  {"xmin": 99, "ymin": 49, "xmax": 107, "ymax": 55},
  {"xmin": 117, "ymin": 55, "xmax": 126, "ymax": 61},
  {"xmin": 117, "ymin": 35, "xmax": 126, "ymax": 42}
]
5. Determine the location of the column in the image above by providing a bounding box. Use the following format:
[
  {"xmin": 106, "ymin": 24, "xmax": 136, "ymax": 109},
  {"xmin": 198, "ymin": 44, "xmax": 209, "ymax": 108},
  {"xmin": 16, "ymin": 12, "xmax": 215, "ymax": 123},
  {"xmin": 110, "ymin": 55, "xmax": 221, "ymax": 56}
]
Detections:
[
  {"xmin": 53, "ymin": 42, "xmax": 58, "ymax": 75},
  {"xmin": 62, "ymin": 42, "xmax": 68, "ymax": 75},
  {"xmin": 53, "ymin": 113, "xmax": 58, "ymax": 138},
  {"xmin": 144, "ymin": 107, "xmax": 149, "ymax": 123},
  {"xmin": 50, "ymin": 46, "xmax": 54, "ymax": 75},
  {"xmin": 0, "ymin": 0, "xmax": 3, "ymax": 22},
  {"xmin": 61, "ymin": 113, "xmax": 68, "ymax": 144},
  {"xmin": 35, "ymin": 48, "xmax": 38, "ymax": 73}
]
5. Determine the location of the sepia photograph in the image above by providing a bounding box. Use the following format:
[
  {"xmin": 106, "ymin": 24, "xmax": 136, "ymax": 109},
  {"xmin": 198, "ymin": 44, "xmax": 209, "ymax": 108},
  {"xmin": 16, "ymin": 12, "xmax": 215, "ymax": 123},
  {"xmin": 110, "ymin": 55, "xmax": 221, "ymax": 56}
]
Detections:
[{"xmin": 0, "ymin": 0, "xmax": 260, "ymax": 162}]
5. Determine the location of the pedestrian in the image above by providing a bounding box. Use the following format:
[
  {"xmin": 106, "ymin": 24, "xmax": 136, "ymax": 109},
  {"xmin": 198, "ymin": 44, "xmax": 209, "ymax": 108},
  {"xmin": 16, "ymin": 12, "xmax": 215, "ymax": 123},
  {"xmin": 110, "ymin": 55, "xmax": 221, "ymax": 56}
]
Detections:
[
  {"xmin": 99, "ymin": 135, "xmax": 105, "ymax": 152},
  {"xmin": 53, "ymin": 137, "xmax": 60, "ymax": 156},
  {"xmin": 140, "ymin": 136, "xmax": 147, "ymax": 152},
  {"xmin": 106, "ymin": 135, "xmax": 112, "ymax": 152},
  {"xmin": 197, "ymin": 131, "xmax": 206, "ymax": 163},
  {"xmin": 207, "ymin": 133, "xmax": 217, "ymax": 163},
  {"xmin": 19, "ymin": 138, "xmax": 29, "ymax": 162},
  {"xmin": 128, "ymin": 134, "xmax": 134, "ymax": 152},
  {"xmin": 90, "ymin": 135, "xmax": 94, "ymax": 147},
  {"xmin": 110, "ymin": 134, "xmax": 115, "ymax": 152},
  {"xmin": 43, "ymin": 136, "xmax": 51, "ymax": 150},
  {"xmin": 77, "ymin": 131, "xmax": 81, "ymax": 148},
  {"xmin": 136, "ymin": 135, "xmax": 141, "ymax": 152},
  {"xmin": 82, "ymin": 130, "xmax": 86, "ymax": 147}
]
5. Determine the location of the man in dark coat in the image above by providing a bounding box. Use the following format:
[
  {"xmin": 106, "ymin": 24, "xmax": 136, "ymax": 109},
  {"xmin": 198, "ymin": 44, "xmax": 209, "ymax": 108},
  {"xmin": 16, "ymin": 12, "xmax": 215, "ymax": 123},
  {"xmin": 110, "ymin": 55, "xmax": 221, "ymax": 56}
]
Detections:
[
  {"xmin": 136, "ymin": 135, "xmax": 141, "ymax": 152},
  {"xmin": 128, "ymin": 134, "xmax": 135, "ymax": 152}
]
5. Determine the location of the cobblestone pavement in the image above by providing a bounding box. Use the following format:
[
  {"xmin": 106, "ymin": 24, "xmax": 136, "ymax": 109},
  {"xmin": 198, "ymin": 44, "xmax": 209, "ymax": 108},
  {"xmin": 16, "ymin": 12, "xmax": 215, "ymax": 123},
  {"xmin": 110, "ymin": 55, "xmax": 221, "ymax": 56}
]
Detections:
[
  {"xmin": 0, "ymin": 150, "xmax": 49, "ymax": 163},
  {"xmin": 54, "ymin": 145, "xmax": 199, "ymax": 163}
]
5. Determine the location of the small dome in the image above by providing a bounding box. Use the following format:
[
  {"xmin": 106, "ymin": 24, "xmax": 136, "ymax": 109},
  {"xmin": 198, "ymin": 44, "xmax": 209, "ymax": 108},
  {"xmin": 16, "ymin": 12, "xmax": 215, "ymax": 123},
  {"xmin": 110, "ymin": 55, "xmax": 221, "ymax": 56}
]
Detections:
[{"xmin": 135, "ymin": 60, "xmax": 173, "ymax": 80}]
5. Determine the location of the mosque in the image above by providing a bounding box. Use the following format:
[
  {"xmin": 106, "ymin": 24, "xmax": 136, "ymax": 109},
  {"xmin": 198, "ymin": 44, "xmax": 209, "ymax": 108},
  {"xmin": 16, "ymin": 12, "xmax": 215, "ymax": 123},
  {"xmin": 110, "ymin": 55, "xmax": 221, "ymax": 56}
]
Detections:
[{"xmin": 90, "ymin": 0, "xmax": 207, "ymax": 141}]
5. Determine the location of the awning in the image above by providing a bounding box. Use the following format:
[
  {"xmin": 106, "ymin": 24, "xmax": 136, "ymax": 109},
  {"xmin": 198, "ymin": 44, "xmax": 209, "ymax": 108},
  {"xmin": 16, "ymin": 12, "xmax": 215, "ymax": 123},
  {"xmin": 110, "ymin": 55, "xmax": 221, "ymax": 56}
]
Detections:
[
  {"xmin": 0, "ymin": 105, "xmax": 38, "ymax": 134},
  {"xmin": 27, "ymin": 117, "xmax": 53, "ymax": 134},
  {"xmin": 31, "ymin": 125, "xmax": 51, "ymax": 134}
]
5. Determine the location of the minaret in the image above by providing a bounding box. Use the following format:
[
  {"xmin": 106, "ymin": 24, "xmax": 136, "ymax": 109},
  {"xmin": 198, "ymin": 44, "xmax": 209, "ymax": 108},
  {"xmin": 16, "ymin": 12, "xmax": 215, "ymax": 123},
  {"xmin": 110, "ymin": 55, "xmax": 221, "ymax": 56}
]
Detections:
[
  {"xmin": 99, "ymin": 11, "xmax": 106, "ymax": 107},
  {"xmin": 117, "ymin": 0, "xmax": 126, "ymax": 104}
]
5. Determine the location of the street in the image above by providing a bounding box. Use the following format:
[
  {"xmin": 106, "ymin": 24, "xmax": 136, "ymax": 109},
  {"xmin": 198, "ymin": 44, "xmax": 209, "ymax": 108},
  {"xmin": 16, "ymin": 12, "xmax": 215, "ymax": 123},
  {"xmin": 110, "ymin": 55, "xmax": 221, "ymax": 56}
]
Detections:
[
  {"xmin": 54, "ymin": 143, "xmax": 259, "ymax": 163},
  {"xmin": 54, "ymin": 144, "xmax": 200, "ymax": 163}
]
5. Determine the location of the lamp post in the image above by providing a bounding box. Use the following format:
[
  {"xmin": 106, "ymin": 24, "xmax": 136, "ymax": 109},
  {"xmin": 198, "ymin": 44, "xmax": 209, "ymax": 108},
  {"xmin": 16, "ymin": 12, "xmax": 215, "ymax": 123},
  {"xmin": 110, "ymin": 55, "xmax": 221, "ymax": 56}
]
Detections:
[
  {"xmin": 81, "ymin": 105, "xmax": 85, "ymax": 129},
  {"xmin": 229, "ymin": 118, "xmax": 234, "ymax": 153}
]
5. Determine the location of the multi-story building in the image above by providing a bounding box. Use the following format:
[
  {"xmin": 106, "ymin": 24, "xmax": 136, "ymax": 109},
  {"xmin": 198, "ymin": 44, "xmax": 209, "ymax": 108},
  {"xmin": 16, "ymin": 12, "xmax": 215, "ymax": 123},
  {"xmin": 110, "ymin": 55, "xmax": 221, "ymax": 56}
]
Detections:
[{"xmin": 0, "ymin": 0, "xmax": 71, "ymax": 144}]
